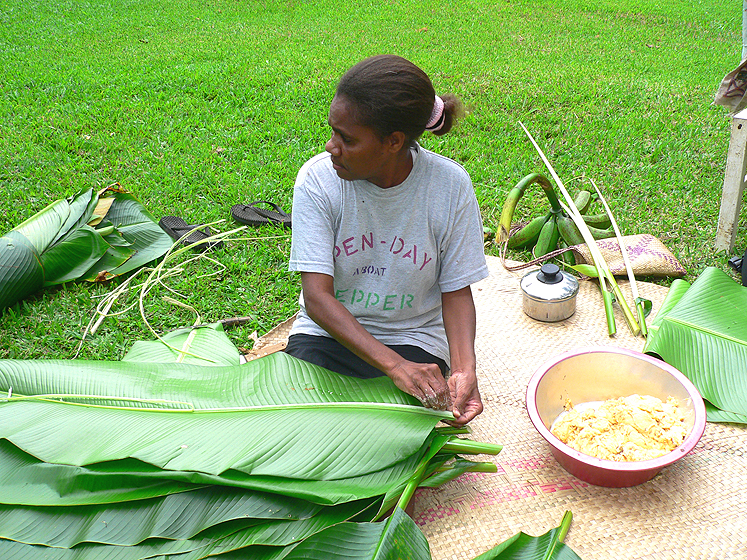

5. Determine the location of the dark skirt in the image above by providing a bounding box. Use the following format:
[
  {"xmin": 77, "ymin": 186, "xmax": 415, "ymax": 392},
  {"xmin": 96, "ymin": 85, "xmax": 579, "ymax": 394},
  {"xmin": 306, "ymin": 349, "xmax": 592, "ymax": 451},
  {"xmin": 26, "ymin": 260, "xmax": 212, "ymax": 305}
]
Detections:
[{"xmin": 284, "ymin": 333, "xmax": 448, "ymax": 379}]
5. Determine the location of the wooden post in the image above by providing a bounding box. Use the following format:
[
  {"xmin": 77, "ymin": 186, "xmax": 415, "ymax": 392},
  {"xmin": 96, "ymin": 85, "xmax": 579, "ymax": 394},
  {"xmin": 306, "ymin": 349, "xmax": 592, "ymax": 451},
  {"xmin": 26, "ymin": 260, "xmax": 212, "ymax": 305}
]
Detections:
[
  {"xmin": 716, "ymin": 107, "xmax": 747, "ymax": 251},
  {"xmin": 715, "ymin": 3, "xmax": 747, "ymax": 251}
]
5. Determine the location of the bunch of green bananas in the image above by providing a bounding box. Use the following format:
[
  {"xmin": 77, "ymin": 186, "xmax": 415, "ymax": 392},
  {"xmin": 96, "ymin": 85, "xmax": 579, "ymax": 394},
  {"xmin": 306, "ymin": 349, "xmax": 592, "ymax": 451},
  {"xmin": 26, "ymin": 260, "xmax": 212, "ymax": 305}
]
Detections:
[{"xmin": 496, "ymin": 173, "xmax": 613, "ymax": 263}]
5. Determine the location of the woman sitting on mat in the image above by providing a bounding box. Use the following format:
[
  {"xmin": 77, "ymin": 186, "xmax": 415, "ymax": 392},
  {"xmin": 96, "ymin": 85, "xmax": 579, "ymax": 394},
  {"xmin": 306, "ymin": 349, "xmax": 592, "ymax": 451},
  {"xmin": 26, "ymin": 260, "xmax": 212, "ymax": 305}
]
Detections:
[{"xmin": 285, "ymin": 55, "xmax": 489, "ymax": 426}]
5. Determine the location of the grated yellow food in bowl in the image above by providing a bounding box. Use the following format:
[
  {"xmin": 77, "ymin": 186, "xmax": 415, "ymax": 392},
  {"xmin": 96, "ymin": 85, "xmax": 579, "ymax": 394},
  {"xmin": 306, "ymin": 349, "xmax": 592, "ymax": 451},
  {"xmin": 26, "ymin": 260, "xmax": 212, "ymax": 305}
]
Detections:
[{"xmin": 550, "ymin": 394, "xmax": 688, "ymax": 462}]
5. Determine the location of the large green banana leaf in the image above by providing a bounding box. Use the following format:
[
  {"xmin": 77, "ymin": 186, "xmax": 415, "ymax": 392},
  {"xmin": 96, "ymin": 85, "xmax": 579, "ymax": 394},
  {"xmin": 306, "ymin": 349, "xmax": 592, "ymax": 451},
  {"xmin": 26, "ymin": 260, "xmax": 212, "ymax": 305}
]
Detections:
[
  {"xmin": 703, "ymin": 402, "xmax": 747, "ymax": 423},
  {"xmin": 0, "ymin": 352, "xmax": 419, "ymax": 409},
  {"xmin": 643, "ymin": 266, "xmax": 747, "ymax": 423},
  {"xmin": 0, "ymin": 186, "xmax": 172, "ymax": 310},
  {"xmin": 0, "ymin": 510, "xmax": 431, "ymax": 560},
  {"xmin": 221, "ymin": 506, "xmax": 431, "ymax": 560},
  {"xmin": 0, "ymin": 353, "xmax": 448, "ymax": 479},
  {"xmin": 0, "ymin": 440, "xmax": 206, "ymax": 506},
  {"xmin": 0, "ymin": 499, "xmax": 376, "ymax": 554},
  {"xmin": 89, "ymin": 188, "xmax": 173, "ymax": 277},
  {"xmin": 0, "ymin": 436, "xmax": 444, "ymax": 507},
  {"xmin": 282, "ymin": 506, "xmax": 430, "ymax": 560},
  {"xmin": 0, "ymin": 429, "xmax": 454, "ymax": 509},
  {"xmin": 0, "ymin": 498, "xmax": 376, "ymax": 560},
  {"xmin": 0, "ymin": 399, "xmax": 449, "ymax": 478},
  {"xmin": 0, "ymin": 485, "xmax": 328, "ymax": 547},
  {"xmin": 121, "ymin": 322, "xmax": 241, "ymax": 366},
  {"xmin": 0, "ymin": 341, "xmax": 499, "ymax": 559}
]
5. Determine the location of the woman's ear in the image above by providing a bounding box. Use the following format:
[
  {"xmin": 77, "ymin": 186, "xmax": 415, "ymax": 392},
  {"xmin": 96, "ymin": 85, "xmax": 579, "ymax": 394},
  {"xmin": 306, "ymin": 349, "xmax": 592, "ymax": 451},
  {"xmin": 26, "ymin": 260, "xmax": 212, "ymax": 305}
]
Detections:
[{"xmin": 385, "ymin": 131, "xmax": 407, "ymax": 153}]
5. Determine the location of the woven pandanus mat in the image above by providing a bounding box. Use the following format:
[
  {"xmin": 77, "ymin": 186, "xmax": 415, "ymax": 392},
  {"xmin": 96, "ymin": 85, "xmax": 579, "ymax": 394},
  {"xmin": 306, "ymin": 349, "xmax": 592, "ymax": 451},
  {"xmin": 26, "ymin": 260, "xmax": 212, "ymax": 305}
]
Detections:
[
  {"xmin": 416, "ymin": 256, "xmax": 747, "ymax": 560},
  {"xmin": 252, "ymin": 255, "xmax": 747, "ymax": 559}
]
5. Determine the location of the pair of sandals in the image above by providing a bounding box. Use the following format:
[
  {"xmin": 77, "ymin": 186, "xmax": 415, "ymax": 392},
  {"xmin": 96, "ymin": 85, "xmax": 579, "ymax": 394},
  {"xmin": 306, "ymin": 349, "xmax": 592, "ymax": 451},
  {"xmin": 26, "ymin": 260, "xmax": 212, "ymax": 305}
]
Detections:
[
  {"xmin": 230, "ymin": 201, "xmax": 292, "ymax": 229},
  {"xmin": 159, "ymin": 201, "xmax": 292, "ymax": 252}
]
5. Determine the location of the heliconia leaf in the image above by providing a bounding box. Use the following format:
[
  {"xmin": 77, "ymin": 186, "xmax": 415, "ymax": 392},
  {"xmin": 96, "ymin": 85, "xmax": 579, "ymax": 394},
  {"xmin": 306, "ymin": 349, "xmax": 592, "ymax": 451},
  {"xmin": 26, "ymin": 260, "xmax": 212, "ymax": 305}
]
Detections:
[
  {"xmin": 644, "ymin": 267, "xmax": 747, "ymax": 421},
  {"xmin": 122, "ymin": 323, "xmax": 241, "ymax": 366}
]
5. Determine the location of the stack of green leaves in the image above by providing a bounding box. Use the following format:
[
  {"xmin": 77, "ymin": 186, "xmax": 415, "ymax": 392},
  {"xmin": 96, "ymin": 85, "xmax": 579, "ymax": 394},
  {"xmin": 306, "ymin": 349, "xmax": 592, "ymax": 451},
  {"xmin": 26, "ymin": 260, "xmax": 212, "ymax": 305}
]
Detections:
[
  {"xmin": 0, "ymin": 186, "xmax": 173, "ymax": 310},
  {"xmin": 0, "ymin": 341, "xmax": 502, "ymax": 559}
]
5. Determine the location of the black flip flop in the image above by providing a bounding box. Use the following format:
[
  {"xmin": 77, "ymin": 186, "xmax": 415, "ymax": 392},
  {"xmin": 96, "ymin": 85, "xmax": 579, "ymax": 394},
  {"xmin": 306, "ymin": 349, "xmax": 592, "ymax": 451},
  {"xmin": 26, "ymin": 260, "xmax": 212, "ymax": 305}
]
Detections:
[
  {"xmin": 158, "ymin": 216, "xmax": 224, "ymax": 252},
  {"xmin": 231, "ymin": 201, "xmax": 292, "ymax": 228}
]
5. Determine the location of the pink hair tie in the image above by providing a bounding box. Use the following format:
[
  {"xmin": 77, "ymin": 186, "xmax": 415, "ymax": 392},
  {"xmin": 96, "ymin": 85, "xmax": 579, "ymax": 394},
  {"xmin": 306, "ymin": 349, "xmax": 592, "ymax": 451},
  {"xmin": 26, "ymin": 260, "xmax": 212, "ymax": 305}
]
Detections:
[{"xmin": 426, "ymin": 95, "xmax": 446, "ymax": 132}]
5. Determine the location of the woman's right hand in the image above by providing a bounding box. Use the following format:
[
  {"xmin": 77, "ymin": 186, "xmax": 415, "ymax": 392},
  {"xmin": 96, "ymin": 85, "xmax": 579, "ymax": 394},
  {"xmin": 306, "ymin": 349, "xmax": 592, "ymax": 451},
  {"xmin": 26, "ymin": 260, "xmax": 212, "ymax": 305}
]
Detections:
[{"xmin": 388, "ymin": 359, "xmax": 451, "ymax": 411}]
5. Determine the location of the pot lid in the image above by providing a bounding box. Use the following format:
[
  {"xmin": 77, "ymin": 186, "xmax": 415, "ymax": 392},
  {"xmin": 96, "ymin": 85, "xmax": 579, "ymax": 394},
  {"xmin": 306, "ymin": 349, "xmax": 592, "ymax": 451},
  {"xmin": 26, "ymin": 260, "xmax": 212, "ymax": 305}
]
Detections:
[{"xmin": 520, "ymin": 263, "xmax": 579, "ymax": 302}]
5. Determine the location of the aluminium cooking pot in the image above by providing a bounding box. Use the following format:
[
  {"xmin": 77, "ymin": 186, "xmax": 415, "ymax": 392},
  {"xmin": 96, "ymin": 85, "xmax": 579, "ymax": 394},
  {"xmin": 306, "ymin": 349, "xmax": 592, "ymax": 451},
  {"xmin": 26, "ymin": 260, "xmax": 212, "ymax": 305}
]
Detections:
[{"xmin": 520, "ymin": 263, "xmax": 579, "ymax": 322}]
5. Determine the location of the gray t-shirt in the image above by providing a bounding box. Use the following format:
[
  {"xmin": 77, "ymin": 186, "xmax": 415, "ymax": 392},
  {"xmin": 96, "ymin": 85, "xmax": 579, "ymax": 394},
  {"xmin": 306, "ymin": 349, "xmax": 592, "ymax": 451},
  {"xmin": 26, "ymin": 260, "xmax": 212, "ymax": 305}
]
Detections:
[{"xmin": 288, "ymin": 144, "xmax": 489, "ymax": 365}]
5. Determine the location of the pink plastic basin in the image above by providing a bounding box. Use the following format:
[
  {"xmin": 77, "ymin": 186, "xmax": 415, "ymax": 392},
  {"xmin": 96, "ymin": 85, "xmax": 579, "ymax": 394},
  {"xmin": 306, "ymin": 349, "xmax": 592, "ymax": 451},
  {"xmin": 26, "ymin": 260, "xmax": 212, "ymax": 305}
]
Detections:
[{"xmin": 526, "ymin": 346, "xmax": 706, "ymax": 487}]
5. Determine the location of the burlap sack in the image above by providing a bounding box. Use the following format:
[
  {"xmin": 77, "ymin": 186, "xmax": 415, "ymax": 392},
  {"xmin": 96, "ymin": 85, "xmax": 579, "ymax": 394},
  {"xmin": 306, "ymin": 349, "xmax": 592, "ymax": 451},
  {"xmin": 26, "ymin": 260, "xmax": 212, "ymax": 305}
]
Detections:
[{"xmin": 573, "ymin": 234, "xmax": 686, "ymax": 277}]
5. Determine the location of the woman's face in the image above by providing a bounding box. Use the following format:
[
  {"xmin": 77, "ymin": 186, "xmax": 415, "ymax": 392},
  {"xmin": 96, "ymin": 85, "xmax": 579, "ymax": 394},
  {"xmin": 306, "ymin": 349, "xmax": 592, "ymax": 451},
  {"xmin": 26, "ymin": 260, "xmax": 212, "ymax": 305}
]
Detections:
[{"xmin": 325, "ymin": 96, "xmax": 399, "ymax": 186}]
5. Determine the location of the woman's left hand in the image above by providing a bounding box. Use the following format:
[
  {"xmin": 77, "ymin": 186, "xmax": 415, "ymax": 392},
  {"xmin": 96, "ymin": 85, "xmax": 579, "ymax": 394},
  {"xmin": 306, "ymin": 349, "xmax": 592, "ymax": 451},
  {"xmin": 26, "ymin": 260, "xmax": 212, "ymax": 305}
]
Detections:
[
  {"xmin": 441, "ymin": 286, "xmax": 483, "ymax": 425},
  {"xmin": 447, "ymin": 369, "xmax": 483, "ymax": 426}
]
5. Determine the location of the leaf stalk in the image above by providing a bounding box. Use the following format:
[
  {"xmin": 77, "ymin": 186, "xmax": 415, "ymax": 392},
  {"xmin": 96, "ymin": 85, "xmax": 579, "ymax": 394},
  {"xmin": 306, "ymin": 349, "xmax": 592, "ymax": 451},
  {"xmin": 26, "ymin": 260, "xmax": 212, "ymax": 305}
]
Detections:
[
  {"xmin": 520, "ymin": 122, "xmax": 640, "ymax": 337},
  {"xmin": 442, "ymin": 437, "xmax": 503, "ymax": 455}
]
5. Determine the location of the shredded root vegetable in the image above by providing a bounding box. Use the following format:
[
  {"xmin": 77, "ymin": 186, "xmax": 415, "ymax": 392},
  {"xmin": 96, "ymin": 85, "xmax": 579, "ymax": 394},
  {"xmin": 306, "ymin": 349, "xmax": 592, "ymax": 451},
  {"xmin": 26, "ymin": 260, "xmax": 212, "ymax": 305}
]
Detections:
[{"xmin": 551, "ymin": 394, "xmax": 688, "ymax": 462}]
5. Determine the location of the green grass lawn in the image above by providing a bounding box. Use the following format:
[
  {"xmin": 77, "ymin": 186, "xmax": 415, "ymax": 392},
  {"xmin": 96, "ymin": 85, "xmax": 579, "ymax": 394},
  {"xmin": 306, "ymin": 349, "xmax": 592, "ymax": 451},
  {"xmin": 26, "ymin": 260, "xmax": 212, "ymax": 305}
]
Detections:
[{"xmin": 0, "ymin": 0, "xmax": 741, "ymax": 359}]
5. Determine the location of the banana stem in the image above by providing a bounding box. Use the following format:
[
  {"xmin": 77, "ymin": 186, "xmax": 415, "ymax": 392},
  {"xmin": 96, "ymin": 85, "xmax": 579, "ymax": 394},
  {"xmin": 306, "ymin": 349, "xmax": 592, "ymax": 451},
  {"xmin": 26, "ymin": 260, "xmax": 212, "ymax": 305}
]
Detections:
[
  {"xmin": 435, "ymin": 426, "xmax": 472, "ymax": 436},
  {"xmin": 556, "ymin": 510, "xmax": 573, "ymax": 544},
  {"xmin": 396, "ymin": 454, "xmax": 430, "ymax": 511},
  {"xmin": 610, "ymin": 282, "xmax": 640, "ymax": 336},
  {"xmin": 434, "ymin": 461, "xmax": 498, "ymax": 474},
  {"xmin": 443, "ymin": 437, "xmax": 503, "ymax": 455},
  {"xmin": 601, "ymin": 285, "xmax": 616, "ymax": 336},
  {"xmin": 542, "ymin": 510, "xmax": 574, "ymax": 560},
  {"xmin": 636, "ymin": 299, "xmax": 649, "ymax": 337},
  {"xmin": 590, "ymin": 179, "xmax": 644, "ymax": 338}
]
